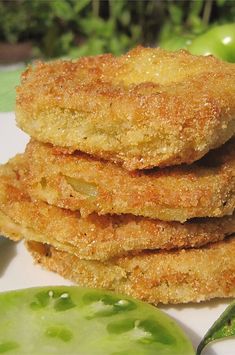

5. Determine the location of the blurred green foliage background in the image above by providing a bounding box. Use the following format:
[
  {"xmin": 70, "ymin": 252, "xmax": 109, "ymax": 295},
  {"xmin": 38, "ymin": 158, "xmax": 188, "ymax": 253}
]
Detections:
[
  {"xmin": 0, "ymin": 0, "xmax": 234, "ymax": 111},
  {"xmin": 0, "ymin": 0, "xmax": 234, "ymax": 59}
]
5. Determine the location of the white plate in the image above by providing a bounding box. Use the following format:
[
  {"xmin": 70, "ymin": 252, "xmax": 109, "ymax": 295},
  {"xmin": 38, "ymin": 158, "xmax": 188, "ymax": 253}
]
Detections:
[{"xmin": 0, "ymin": 113, "xmax": 234, "ymax": 355}]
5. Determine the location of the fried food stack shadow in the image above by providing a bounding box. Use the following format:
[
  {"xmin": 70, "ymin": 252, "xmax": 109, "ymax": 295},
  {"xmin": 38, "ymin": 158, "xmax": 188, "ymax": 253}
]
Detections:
[{"xmin": 1, "ymin": 47, "xmax": 235, "ymax": 305}]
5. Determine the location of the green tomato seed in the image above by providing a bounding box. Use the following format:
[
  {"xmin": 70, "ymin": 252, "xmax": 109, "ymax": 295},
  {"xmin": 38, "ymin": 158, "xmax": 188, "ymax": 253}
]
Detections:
[
  {"xmin": 0, "ymin": 341, "xmax": 19, "ymax": 353},
  {"xmin": 45, "ymin": 327, "xmax": 73, "ymax": 342},
  {"xmin": 30, "ymin": 291, "xmax": 51, "ymax": 309},
  {"xmin": 137, "ymin": 318, "xmax": 176, "ymax": 345},
  {"xmin": 83, "ymin": 292, "xmax": 137, "ymax": 319},
  {"xmin": 54, "ymin": 295, "xmax": 76, "ymax": 312},
  {"xmin": 107, "ymin": 319, "xmax": 135, "ymax": 334}
]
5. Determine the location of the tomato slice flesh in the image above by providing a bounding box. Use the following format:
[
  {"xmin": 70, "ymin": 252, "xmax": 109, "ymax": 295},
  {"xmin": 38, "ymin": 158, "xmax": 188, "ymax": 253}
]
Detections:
[{"xmin": 0, "ymin": 286, "xmax": 195, "ymax": 354}]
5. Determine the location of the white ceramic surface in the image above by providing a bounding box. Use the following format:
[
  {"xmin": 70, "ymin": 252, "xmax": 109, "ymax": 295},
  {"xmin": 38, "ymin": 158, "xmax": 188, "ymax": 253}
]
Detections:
[{"xmin": 0, "ymin": 113, "xmax": 234, "ymax": 354}]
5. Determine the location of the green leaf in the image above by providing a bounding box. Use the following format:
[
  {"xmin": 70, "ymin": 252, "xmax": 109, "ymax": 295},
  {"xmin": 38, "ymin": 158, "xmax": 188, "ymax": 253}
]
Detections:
[
  {"xmin": 189, "ymin": 0, "xmax": 204, "ymax": 17},
  {"xmin": 60, "ymin": 32, "xmax": 74, "ymax": 53},
  {"xmin": 216, "ymin": 0, "xmax": 228, "ymax": 6},
  {"xmin": 50, "ymin": 0, "xmax": 73, "ymax": 21},
  {"xmin": 74, "ymin": 0, "xmax": 91, "ymax": 13},
  {"xmin": 168, "ymin": 4, "xmax": 183, "ymax": 26},
  {"xmin": 0, "ymin": 68, "xmax": 24, "ymax": 112},
  {"xmin": 197, "ymin": 300, "xmax": 235, "ymax": 355},
  {"xmin": 119, "ymin": 10, "xmax": 131, "ymax": 26},
  {"xmin": 109, "ymin": 0, "xmax": 126, "ymax": 19}
]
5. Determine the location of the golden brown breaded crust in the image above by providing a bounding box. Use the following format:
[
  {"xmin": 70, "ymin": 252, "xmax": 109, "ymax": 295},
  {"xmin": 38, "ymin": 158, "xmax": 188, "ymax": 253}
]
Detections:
[
  {"xmin": 16, "ymin": 47, "xmax": 235, "ymax": 170},
  {"xmin": 25, "ymin": 139, "xmax": 235, "ymax": 222},
  {"xmin": 27, "ymin": 237, "xmax": 235, "ymax": 304},
  {"xmin": 0, "ymin": 210, "xmax": 22, "ymax": 242},
  {"xmin": 1, "ymin": 157, "xmax": 235, "ymax": 260}
]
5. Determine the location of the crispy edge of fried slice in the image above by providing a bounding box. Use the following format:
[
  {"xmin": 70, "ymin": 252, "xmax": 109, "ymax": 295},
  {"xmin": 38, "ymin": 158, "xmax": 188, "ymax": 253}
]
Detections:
[
  {"xmin": 16, "ymin": 47, "xmax": 235, "ymax": 170},
  {"xmin": 27, "ymin": 236, "xmax": 235, "ymax": 305},
  {"xmin": 25, "ymin": 139, "xmax": 235, "ymax": 222},
  {"xmin": 0, "ymin": 210, "xmax": 22, "ymax": 242},
  {"xmin": 1, "ymin": 156, "xmax": 235, "ymax": 261}
]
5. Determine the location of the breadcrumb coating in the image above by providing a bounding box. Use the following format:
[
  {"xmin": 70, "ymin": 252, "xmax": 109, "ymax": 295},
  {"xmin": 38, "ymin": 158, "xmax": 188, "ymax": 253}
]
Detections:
[
  {"xmin": 25, "ymin": 139, "xmax": 235, "ymax": 222},
  {"xmin": 0, "ymin": 157, "xmax": 234, "ymax": 260},
  {"xmin": 16, "ymin": 47, "xmax": 235, "ymax": 170},
  {"xmin": 27, "ymin": 237, "xmax": 235, "ymax": 305}
]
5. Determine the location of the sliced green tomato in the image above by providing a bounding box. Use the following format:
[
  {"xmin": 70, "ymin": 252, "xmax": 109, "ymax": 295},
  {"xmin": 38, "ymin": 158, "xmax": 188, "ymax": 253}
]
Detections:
[
  {"xmin": 0, "ymin": 286, "xmax": 195, "ymax": 355},
  {"xmin": 197, "ymin": 300, "xmax": 235, "ymax": 355},
  {"xmin": 160, "ymin": 35, "xmax": 193, "ymax": 51},
  {"xmin": 65, "ymin": 176, "xmax": 98, "ymax": 198}
]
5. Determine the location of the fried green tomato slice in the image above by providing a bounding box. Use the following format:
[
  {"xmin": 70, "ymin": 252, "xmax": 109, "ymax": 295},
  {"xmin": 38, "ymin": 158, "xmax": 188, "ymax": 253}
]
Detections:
[
  {"xmin": 16, "ymin": 47, "xmax": 235, "ymax": 170},
  {"xmin": 25, "ymin": 138, "xmax": 235, "ymax": 222},
  {"xmin": 0, "ymin": 286, "xmax": 195, "ymax": 354},
  {"xmin": 28, "ymin": 237, "xmax": 235, "ymax": 305}
]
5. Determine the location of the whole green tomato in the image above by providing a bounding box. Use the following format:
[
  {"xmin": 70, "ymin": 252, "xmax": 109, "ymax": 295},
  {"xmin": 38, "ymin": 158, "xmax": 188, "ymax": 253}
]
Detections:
[
  {"xmin": 188, "ymin": 24, "xmax": 235, "ymax": 62},
  {"xmin": 160, "ymin": 35, "xmax": 193, "ymax": 51}
]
